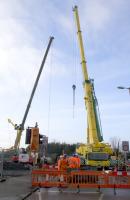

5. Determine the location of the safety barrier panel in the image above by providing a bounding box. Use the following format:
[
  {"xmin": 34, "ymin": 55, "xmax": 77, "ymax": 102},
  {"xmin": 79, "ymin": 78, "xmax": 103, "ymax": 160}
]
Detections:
[
  {"xmin": 108, "ymin": 171, "xmax": 130, "ymax": 189},
  {"xmin": 32, "ymin": 169, "xmax": 68, "ymax": 188},
  {"xmin": 32, "ymin": 169, "xmax": 130, "ymax": 189}
]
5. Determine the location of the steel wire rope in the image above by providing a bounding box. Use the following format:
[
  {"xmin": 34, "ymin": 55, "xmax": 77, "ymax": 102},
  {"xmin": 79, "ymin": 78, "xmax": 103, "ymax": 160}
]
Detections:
[
  {"xmin": 72, "ymin": 14, "xmax": 78, "ymax": 119},
  {"xmin": 47, "ymin": 40, "xmax": 54, "ymax": 139}
]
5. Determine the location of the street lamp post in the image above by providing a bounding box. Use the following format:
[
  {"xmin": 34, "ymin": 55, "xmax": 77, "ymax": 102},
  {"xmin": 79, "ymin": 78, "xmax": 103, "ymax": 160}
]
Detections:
[
  {"xmin": 117, "ymin": 86, "xmax": 130, "ymax": 94},
  {"xmin": 117, "ymin": 86, "xmax": 130, "ymax": 170}
]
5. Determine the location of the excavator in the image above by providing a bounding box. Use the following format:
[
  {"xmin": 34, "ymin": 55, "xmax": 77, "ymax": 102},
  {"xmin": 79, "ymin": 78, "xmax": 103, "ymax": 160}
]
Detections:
[
  {"xmin": 73, "ymin": 6, "xmax": 112, "ymax": 169},
  {"xmin": 7, "ymin": 36, "xmax": 54, "ymax": 164}
]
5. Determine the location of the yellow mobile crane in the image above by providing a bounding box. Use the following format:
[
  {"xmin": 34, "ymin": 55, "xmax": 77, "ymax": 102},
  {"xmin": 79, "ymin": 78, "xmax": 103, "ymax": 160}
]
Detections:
[
  {"xmin": 7, "ymin": 36, "xmax": 54, "ymax": 155},
  {"xmin": 73, "ymin": 6, "xmax": 112, "ymax": 169}
]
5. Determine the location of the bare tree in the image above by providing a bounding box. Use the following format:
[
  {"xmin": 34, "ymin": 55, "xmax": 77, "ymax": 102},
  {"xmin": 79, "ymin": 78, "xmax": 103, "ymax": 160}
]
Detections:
[{"xmin": 110, "ymin": 137, "xmax": 121, "ymax": 156}]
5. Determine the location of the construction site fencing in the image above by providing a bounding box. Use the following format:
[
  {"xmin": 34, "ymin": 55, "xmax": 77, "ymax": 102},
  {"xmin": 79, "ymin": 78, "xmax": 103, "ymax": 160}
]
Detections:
[{"xmin": 32, "ymin": 169, "xmax": 130, "ymax": 190}]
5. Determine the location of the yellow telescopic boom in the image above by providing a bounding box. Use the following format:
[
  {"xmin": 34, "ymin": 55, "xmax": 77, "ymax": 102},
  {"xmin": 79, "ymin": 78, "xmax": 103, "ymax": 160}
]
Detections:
[{"xmin": 73, "ymin": 6, "xmax": 99, "ymax": 144}]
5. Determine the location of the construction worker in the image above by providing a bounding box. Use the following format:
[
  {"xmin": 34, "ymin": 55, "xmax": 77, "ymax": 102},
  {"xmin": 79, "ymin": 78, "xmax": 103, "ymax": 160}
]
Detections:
[
  {"xmin": 58, "ymin": 154, "xmax": 68, "ymax": 171},
  {"xmin": 68, "ymin": 153, "xmax": 79, "ymax": 169},
  {"xmin": 74, "ymin": 153, "xmax": 81, "ymax": 168},
  {"xmin": 58, "ymin": 155, "xmax": 63, "ymax": 170}
]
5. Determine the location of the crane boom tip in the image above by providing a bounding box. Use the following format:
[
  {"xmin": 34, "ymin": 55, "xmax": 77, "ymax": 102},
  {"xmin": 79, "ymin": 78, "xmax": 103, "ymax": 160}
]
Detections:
[
  {"xmin": 72, "ymin": 5, "xmax": 78, "ymax": 12},
  {"xmin": 50, "ymin": 36, "xmax": 54, "ymax": 40}
]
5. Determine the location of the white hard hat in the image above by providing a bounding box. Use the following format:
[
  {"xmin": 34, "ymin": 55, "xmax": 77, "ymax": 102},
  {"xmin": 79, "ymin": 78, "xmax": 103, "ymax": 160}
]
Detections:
[{"xmin": 60, "ymin": 155, "xmax": 63, "ymax": 158}]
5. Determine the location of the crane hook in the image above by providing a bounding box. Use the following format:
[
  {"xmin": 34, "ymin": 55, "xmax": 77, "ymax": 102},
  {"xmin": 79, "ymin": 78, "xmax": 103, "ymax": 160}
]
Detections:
[{"xmin": 72, "ymin": 84, "xmax": 76, "ymax": 118}]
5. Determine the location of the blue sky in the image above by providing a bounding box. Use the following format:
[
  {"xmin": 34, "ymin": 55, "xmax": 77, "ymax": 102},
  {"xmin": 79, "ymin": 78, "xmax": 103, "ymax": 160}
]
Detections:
[{"xmin": 0, "ymin": 0, "xmax": 130, "ymax": 148}]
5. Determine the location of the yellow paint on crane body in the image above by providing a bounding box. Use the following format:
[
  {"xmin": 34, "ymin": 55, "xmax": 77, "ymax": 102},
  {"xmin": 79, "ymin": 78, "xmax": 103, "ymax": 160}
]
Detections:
[
  {"xmin": 73, "ymin": 6, "xmax": 98, "ymax": 144},
  {"xmin": 73, "ymin": 6, "xmax": 112, "ymax": 167}
]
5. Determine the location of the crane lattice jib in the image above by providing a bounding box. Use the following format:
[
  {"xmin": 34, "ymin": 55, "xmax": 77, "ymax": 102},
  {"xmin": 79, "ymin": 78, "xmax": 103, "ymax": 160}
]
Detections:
[{"xmin": 73, "ymin": 6, "xmax": 103, "ymax": 144}]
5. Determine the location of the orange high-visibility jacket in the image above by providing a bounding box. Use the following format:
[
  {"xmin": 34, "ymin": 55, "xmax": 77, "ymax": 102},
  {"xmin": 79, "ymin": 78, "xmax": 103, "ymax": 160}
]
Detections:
[
  {"xmin": 58, "ymin": 158, "xmax": 68, "ymax": 170},
  {"xmin": 68, "ymin": 157, "xmax": 78, "ymax": 168},
  {"xmin": 75, "ymin": 157, "xmax": 80, "ymax": 168}
]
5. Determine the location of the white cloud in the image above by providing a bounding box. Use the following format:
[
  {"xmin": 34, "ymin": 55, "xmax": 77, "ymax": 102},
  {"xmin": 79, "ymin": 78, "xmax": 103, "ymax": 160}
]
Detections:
[
  {"xmin": 56, "ymin": 11, "xmax": 73, "ymax": 37},
  {"xmin": 80, "ymin": 0, "xmax": 124, "ymax": 32},
  {"xmin": 0, "ymin": 0, "xmax": 130, "ymax": 148},
  {"xmin": 83, "ymin": 2, "xmax": 110, "ymax": 31},
  {"xmin": 0, "ymin": 1, "xmax": 71, "ymax": 148}
]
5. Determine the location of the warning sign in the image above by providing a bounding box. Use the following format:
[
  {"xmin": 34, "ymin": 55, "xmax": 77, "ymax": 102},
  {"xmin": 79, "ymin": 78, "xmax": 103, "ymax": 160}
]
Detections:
[{"xmin": 122, "ymin": 141, "xmax": 129, "ymax": 152}]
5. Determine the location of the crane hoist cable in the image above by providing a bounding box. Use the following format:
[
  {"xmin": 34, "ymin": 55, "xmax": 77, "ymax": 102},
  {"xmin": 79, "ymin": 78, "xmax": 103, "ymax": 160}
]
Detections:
[
  {"xmin": 72, "ymin": 15, "xmax": 78, "ymax": 119},
  {"xmin": 47, "ymin": 40, "xmax": 54, "ymax": 137},
  {"xmin": 72, "ymin": 84, "xmax": 76, "ymax": 118}
]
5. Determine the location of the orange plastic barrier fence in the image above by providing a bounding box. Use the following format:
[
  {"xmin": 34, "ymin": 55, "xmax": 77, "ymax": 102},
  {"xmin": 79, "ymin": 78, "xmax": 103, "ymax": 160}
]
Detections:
[
  {"xmin": 32, "ymin": 169, "xmax": 130, "ymax": 189},
  {"xmin": 32, "ymin": 169, "xmax": 68, "ymax": 188}
]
